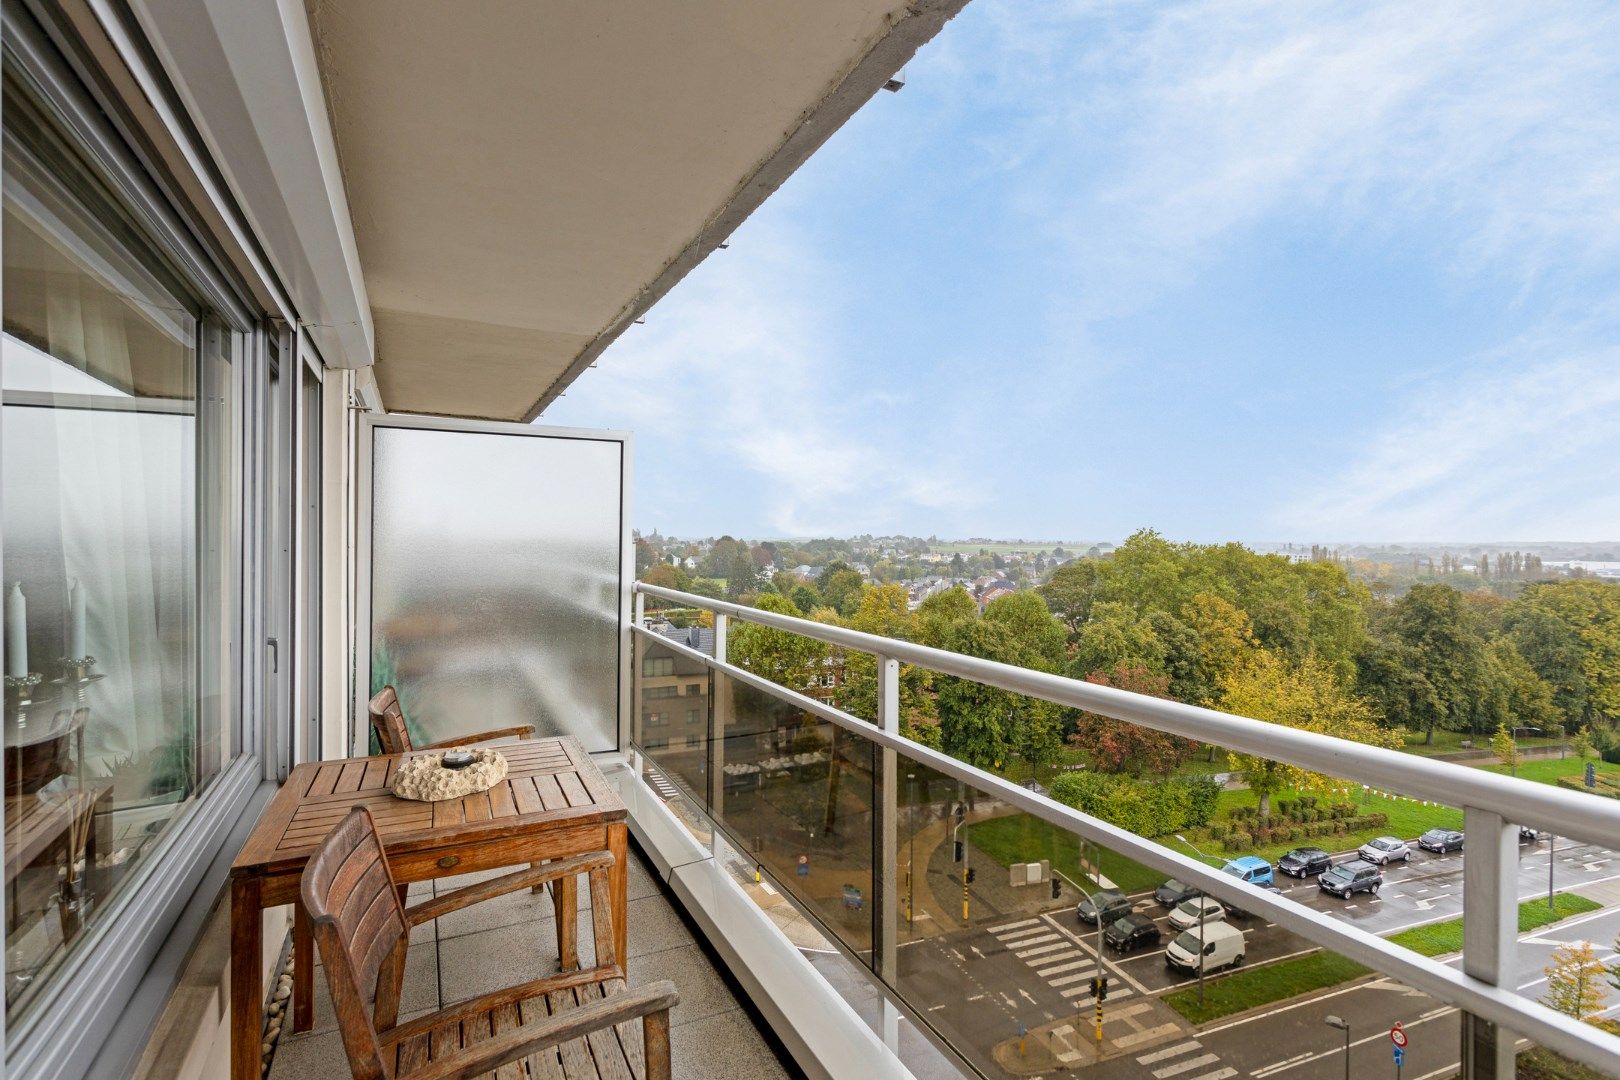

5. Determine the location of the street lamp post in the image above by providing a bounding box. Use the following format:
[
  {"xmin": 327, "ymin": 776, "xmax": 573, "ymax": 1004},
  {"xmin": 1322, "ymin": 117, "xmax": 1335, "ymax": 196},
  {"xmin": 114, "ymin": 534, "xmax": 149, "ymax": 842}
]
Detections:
[
  {"xmin": 1066, "ymin": 862, "xmax": 1108, "ymax": 1045},
  {"xmin": 1175, "ymin": 834, "xmax": 1225, "ymax": 1008},
  {"xmin": 1324, "ymin": 1014, "xmax": 1350, "ymax": 1080}
]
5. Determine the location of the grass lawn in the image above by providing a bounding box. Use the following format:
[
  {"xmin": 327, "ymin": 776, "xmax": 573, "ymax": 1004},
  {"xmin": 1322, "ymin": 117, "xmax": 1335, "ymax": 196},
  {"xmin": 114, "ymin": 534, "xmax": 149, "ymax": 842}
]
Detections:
[
  {"xmin": 1402, "ymin": 728, "xmax": 1565, "ymax": 757},
  {"xmin": 1205, "ymin": 787, "xmax": 1462, "ymax": 864},
  {"xmin": 1164, "ymin": 952, "xmax": 1371, "ymax": 1024},
  {"xmin": 967, "ymin": 814, "xmax": 1167, "ymax": 894},
  {"xmin": 1387, "ymin": 892, "xmax": 1602, "ymax": 957},
  {"xmin": 1481, "ymin": 755, "xmax": 1603, "ymax": 784}
]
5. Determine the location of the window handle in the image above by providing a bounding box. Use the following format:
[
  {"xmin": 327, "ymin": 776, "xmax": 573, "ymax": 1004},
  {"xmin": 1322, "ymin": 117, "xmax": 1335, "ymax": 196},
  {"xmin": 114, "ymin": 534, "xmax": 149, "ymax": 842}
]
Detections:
[{"xmin": 268, "ymin": 636, "xmax": 279, "ymax": 674}]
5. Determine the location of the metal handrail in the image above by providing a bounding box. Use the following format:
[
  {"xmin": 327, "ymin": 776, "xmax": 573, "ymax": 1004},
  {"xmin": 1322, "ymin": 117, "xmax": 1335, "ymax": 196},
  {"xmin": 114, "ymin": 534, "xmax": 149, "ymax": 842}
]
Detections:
[
  {"xmin": 635, "ymin": 583, "xmax": 1620, "ymax": 849},
  {"xmin": 631, "ymin": 585, "xmax": 1620, "ymax": 1075}
]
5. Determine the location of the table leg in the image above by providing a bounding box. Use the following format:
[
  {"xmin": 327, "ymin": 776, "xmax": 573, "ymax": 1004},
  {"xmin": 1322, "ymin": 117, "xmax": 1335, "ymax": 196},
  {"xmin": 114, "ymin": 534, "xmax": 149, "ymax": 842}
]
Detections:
[
  {"xmin": 230, "ymin": 875, "xmax": 263, "ymax": 1080},
  {"xmin": 292, "ymin": 901, "xmax": 314, "ymax": 1032},
  {"xmin": 608, "ymin": 824, "xmax": 628, "ymax": 968}
]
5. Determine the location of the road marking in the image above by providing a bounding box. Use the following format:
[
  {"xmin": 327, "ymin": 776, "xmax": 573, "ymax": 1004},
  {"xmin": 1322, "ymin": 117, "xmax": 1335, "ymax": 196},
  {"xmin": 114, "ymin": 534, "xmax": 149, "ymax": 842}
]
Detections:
[
  {"xmin": 1036, "ymin": 957, "xmax": 1091, "ymax": 976},
  {"xmin": 1136, "ymin": 1040, "xmax": 1200, "ymax": 1064},
  {"xmin": 1251, "ymin": 1006, "xmax": 1456, "ymax": 1077},
  {"xmin": 1153, "ymin": 1052, "xmax": 1220, "ymax": 1077},
  {"xmin": 1114, "ymin": 1023, "xmax": 1181, "ymax": 1050},
  {"xmin": 988, "ymin": 917, "xmax": 1039, "ymax": 933},
  {"xmin": 1015, "ymin": 940, "xmax": 1070, "ymax": 958},
  {"xmin": 999, "ymin": 927, "xmax": 1054, "ymax": 944},
  {"xmin": 1187, "ymin": 1070, "xmax": 1236, "ymax": 1080},
  {"xmin": 1047, "ymin": 971, "xmax": 1093, "ymax": 987},
  {"xmin": 1019, "ymin": 988, "xmax": 1037, "ymax": 1005}
]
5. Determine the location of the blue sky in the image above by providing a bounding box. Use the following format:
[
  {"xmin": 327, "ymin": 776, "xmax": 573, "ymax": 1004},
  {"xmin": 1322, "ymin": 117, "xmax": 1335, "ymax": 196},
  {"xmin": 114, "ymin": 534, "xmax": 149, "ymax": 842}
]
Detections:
[{"xmin": 542, "ymin": 0, "xmax": 1620, "ymax": 544}]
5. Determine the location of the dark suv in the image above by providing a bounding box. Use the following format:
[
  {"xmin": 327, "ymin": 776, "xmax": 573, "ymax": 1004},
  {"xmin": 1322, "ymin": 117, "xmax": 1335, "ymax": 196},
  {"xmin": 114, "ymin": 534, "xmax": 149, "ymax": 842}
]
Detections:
[
  {"xmin": 1077, "ymin": 889, "xmax": 1133, "ymax": 925},
  {"xmin": 1277, "ymin": 847, "xmax": 1333, "ymax": 878},
  {"xmin": 1318, "ymin": 859, "xmax": 1382, "ymax": 898},
  {"xmin": 1154, "ymin": 879, "xmax": 1201, "ymax": 908},
  {"xmin": 1103, "ymin": 912, "xmax": 1162, "ymax": 952}
]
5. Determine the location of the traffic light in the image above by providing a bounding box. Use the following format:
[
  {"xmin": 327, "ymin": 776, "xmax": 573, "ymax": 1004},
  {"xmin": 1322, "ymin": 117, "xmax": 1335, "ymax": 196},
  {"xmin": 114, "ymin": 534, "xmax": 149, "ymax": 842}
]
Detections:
[
  {"xmin": 1093, "ymin": 976, "xmax": 1108, "ymax": 1002},
  {"xmin": 965, "ymin": 867, "xmax": 977, "ymax": 884},
  {"xmin": 1088, "ymin": 976, "xmax": 1101, "ymax": 1000},
  {"xmin": 954, "ymin": 840, "xmax": 964, "ymax": 862},
  {"xmin": 955, "ymin": 802, "xmax": 966, "ymax": 822},
  {"xmin": 1050, "ymin": 878, "xmax": 1062, "ymax": 900}
]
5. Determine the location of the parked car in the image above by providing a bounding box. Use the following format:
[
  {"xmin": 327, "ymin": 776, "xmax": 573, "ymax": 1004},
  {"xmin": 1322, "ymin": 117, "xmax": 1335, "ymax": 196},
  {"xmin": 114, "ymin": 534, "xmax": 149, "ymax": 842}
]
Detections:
[
  {"xmin": 1076, "ymin": 889, "xmax": 1133, "ymax": 926},
  {"xmin": 1227, "ymin": 883, "xmax": 1283, "ymax": 920},
  {"xmin": 1220, "ymin": 855, "xmax": 1274, "ymax": 887},
  {"xmin": 1417, "ymin": 828, "xmax": 1464, "ymax": 854},
  {"xmin": 1103, "ymin": 912, "xmax": 1162, "ymax": 953},
  {"xmin": 1154, "ymin": 878, "xmax": 1202, "ymax": 908},
  {"xmin": 1165, "ymin": 921, "xmax": 1245, "ymax": 973},
  {"xmin": 1319, "ymin": 859, "xmax": 1382, "ymax": 898},
  {"xmin": 1358, "ymin": 836, "xmax": 1411, "ymax": 864},
  {"xmin": 1277, "ymin": 847, "xmax": 1333, "ymax": 878},
  {"xmin": 1520, "ymin": 827, "xmax": 1541, "ymax": 843},
  {"xmin": 1167, "ymin": 895, "xmax": 1227, "ymax": 932}
]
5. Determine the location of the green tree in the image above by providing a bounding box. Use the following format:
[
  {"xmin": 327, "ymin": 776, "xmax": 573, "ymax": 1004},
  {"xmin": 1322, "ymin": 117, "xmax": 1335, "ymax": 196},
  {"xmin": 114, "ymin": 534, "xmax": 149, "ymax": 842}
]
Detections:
[
  {"xmin": 1507, "ymin": 581, "xmax": 1620, "ymax": 724},
  {"xmin": 728, "ymin": 593, "xmax": 830, "ymax": 694},
  {"xmin": 1072, "ymin": 601, "xmax": 1166, "ymax": 678},
  {"xmin": 821, "ymin": 569, "xmax": 866, "ymax": 618},
  {"xmin": 1376, "ymin": 585, "xmax": 1486, "ymax": 744},
  {"xmin": 788, "ymin": 584, "xmax": 821, "ymax": 615},
  {"xmin": 1218, "ymin": 651, "xmax": 1399, "ymax": 818},
  {"xmin": 1039, "ymin": 558, "xmax": 1103, "ymax": 634}
]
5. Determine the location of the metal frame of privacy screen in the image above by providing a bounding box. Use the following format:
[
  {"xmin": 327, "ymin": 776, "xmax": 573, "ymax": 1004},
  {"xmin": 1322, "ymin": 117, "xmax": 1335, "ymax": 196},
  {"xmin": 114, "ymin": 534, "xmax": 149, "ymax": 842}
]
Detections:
[{"xmin": 354, "ymin": 413, "xmax": 632, "ymax": 757}]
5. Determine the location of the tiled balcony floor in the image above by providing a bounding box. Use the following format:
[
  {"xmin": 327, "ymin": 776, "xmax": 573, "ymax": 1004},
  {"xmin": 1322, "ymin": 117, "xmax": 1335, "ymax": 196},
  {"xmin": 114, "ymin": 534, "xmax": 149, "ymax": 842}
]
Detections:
[{"xmin": 270, "ymin": 842, "xmax": 792, "ymax": 1079}]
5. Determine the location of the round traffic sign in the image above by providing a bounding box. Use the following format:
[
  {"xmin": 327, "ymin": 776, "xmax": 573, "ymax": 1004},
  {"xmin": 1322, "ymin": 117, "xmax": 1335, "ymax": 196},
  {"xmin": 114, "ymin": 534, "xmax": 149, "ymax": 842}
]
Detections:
[{"xmin": 1390, "ymin": 1023, "xmax": 1408, "ymax": 1048}]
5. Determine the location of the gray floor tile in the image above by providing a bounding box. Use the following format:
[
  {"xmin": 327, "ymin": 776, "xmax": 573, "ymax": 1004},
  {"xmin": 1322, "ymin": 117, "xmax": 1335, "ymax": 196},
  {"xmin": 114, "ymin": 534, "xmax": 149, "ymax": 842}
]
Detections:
[
  {"xmin": 669, "ymin": 1008, "xmax": 791, "ymax": 1079},
  {"xmin": 305, "ymin": 940, "xmax": 438, "ymax": 1036},
  {"xmin": 627, "ymin": 944, "xmax": 741, "ymax": 1028}
]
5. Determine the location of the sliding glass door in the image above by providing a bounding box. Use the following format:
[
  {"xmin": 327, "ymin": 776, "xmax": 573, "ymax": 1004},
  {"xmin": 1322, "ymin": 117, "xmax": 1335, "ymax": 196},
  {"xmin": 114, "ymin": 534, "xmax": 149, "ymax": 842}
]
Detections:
[{"xmin": 0, "ymin": 16, "xmax": 262, "ymax": 1065}]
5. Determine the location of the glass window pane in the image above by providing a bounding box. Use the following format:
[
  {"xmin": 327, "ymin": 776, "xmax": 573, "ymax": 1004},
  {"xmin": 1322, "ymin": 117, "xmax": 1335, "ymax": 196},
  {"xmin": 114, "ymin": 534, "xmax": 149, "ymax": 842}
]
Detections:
[{"xmin": 1, "ymin": 73, "xmax": 236, "ymax": 1021}]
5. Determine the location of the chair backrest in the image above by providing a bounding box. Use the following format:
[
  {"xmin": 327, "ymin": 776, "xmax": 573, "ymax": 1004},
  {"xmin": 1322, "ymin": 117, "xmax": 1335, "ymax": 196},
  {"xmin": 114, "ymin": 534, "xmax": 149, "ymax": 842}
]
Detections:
[
  {"xmin": 301, "ymin": 807, "xmax": 408, "ymax": 1079},
  {"xmin": 368, "ymin": 684, "xmax": 413, "ymax": 754}
]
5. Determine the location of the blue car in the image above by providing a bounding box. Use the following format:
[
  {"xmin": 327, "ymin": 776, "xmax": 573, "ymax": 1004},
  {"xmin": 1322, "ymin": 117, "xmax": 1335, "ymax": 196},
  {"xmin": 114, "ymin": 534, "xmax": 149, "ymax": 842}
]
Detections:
[{"xmin": 1221, "ymin": 855, "xmax": 1274, "ymax": 887}]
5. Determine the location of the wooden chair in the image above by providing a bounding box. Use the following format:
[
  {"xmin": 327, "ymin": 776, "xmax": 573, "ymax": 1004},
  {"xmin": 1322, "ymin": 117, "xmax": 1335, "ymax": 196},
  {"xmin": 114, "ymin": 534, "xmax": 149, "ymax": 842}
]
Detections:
[
  {"xmin": 303, "ymin": 807, "xmax": 677, "ymax": 1080},
  {"xmin": 367, "ymin": 685, "xmax": 536, "ymax": 756}
]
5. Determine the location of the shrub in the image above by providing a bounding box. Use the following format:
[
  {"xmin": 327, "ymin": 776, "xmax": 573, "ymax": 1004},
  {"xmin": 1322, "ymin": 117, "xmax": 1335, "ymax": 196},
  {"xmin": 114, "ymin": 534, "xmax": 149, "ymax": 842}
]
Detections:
[{"xmin": 1277, "ymin": 799, "xmax": 1294, "ymax": 819}]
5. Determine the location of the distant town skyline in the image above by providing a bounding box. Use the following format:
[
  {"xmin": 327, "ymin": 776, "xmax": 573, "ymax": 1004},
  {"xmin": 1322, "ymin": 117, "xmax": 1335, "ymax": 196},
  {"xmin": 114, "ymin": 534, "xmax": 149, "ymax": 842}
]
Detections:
[{"xmin": 544, "ymin": 1, "xmax": 1620, "ymax": 542}]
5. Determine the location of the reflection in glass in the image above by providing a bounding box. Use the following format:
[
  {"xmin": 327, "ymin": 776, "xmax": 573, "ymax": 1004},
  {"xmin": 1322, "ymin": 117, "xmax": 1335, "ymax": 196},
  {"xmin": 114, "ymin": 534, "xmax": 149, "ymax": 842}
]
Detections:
[{"xmin": 1, "ymin": 75, "xmax": 236, "ymax": 1020}]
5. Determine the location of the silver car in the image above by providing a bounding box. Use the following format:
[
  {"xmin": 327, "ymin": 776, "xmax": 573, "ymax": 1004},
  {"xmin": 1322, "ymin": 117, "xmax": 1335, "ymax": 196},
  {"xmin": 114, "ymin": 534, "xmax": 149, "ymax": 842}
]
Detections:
[{"xmin": 1358, "ymin": 835, "xmax": 1411, "ymax": 864}]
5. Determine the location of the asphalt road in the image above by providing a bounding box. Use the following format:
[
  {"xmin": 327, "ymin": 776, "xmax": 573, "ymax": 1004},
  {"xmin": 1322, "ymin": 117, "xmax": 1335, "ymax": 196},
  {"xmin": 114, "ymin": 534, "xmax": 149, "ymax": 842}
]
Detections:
[{"xmin": 884, "ymin": 833, "xmax": 1620, "ymax": 1078}]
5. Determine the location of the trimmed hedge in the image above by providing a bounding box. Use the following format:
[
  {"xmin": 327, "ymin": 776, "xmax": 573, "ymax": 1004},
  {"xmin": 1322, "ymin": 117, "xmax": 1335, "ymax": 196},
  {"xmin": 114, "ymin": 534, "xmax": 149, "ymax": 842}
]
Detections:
[{"xmin": 1047, "ymin": 772, "xmax": 1222, "ymax": 838}]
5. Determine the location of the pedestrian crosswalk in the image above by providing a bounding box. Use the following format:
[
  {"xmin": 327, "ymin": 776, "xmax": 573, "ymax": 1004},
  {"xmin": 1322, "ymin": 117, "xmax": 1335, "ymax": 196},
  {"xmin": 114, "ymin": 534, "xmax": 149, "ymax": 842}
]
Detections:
[
  {"xmin": 1134, "ymin": 1037, "xmax": 1236, "ymax": 1080},
  {"xmin": 985, "ymin": 916, "xmax": 1136, "ymax": 1004}
]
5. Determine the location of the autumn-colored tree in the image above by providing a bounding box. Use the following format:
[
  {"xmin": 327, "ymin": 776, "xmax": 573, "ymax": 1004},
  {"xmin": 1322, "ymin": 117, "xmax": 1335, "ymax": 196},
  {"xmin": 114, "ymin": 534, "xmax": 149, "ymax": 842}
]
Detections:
[
  {"xmin": 1542, "ymin": 941, "xmax": 1609, "ymax": 1022},
  {"xmin": 1069, "ymin": 663, "xmax": 1196, "ymax": 777},
  {"xmin": 1491, "ymin": 723, "xmax": 1520, "ymax": 776},
  {"xmin": 1218, "ymin": 651, "xmax": 1399, "ymax": 818}
]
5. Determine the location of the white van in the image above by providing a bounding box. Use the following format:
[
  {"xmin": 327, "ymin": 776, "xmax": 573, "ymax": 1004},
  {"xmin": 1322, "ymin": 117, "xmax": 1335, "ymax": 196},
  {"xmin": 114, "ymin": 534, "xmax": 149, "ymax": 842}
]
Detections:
[{"xmin": 1165, "ymin": 921, "xmax": 1245, "ymax": 973}]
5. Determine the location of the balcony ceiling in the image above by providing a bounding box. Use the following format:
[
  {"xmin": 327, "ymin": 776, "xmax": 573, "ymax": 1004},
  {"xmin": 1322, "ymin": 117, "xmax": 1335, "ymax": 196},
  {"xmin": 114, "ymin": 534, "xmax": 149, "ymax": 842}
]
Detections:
[{"xmin": 305, "ymin": 0, "xmax": 965, "ymax": 421}]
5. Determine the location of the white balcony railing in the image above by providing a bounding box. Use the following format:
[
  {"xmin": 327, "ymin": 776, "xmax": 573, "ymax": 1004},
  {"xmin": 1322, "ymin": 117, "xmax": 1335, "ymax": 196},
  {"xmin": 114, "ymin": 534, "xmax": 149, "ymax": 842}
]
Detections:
[{"xmin": 630, "ymin": 582, "xmax": 1620, "ymax": 1079}]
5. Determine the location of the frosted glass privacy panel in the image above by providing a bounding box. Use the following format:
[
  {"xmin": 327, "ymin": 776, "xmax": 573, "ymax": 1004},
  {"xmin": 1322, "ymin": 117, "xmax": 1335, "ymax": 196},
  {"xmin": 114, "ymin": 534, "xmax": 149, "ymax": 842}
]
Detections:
[{"xmin": 369, "ymin": 427, "xmax": 624, "ymax": 752}]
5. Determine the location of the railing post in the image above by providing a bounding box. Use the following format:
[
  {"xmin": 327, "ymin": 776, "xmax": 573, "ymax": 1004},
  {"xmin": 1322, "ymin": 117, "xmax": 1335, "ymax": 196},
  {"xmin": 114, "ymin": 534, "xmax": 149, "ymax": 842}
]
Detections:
[
  {"xmin": 708, "ymin": 613, "xmax": 729, "ymax": 822},
  {"xmin": 634, "ymin": 589, "xmax": 644, "ymax": 627},
  {"xmin": 876, "ymin": 655, "xmax": 900, "ymax": 1018},
  {"xmin": 1461, "ymin": 806, "xmax": 1517, "ymax": 1080}
]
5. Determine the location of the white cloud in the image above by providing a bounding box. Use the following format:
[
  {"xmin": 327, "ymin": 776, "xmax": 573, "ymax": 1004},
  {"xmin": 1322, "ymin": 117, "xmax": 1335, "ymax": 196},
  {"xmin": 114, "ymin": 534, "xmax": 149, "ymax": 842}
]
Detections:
[
  {"xmin": 1283, "ymin": 345, "xmax": 1620, "ymax": 539},
  {"xmin": 541, "ymin": 220, "xmax": 982, "ymax": 536}
]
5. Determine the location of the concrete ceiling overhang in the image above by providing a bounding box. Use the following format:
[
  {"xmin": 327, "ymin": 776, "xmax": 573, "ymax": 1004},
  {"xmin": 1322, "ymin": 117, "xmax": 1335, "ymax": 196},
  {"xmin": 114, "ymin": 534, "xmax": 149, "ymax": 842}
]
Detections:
[{"xmin": 306, "ymin": 0, "xmax": 966, "ymax": 421}]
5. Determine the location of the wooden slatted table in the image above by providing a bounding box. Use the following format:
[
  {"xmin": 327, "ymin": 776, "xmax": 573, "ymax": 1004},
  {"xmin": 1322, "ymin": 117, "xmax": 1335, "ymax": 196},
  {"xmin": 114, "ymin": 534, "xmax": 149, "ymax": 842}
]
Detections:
[{"xmin": 228, "ymin": 735, "xmax": 627, "ymax": 1080}]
